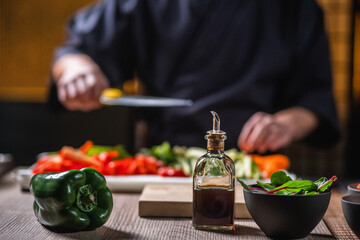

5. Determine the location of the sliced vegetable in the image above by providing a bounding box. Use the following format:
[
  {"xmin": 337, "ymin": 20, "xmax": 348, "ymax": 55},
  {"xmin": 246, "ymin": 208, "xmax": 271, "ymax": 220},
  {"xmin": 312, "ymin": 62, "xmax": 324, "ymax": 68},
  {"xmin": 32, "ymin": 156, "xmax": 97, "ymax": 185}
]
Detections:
[
  {"xmin": 158, "ymin": 167, "xmax": 187, "ymax": 177},
  {"xmin": 252, "ymin": 154, "xmax": 290, "ymax": 178},
  {"xmin": 32, "ymin": 155, "xmax": 63, "ymax": 174},
  {"xmin": 140, "ymin": 141, "xmax": 176, "ymax": 165},
  {"xmin": 32, "ymin": 141, "xmax": 290, "ymax": 180},
  {"xmin": 79, "ymin": 140, "xmax": 94, "ymax": 153},
  {"xmin": 33, "ymin": 142, "xmax": 130, "ymax": 176},
  {"xmin": 102, "ymin": 155, "xmax": 161, "ymax": 176},
  {"xmin": 59, "ymin": 146, "xmax": 102, "ymax": 167},
  {"xmin": 86, "ymin": 145, "xmax": 129, "ymax": 158},
  {"xmin": 141, "ymin": 144, "xmax": 266, "ymax": 179},
  {"xmin": 97, "ymin": 151, "xmax": 118, "ymax": 165},
  {"xmin": 102, "ymin": 158, "xmax": 133, "ymax": 175}
]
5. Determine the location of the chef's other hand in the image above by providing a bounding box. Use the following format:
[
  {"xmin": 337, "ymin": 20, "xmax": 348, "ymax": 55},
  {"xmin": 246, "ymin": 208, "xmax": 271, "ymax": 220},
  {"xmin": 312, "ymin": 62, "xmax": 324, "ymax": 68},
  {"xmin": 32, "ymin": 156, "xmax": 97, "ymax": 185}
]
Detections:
[
  {"xmin": 52, "ymin": 54, "xmax": 109, "ymax": 111},
  {"xmin": 238, "ymin": 107, "xmax": 319, "ymax": 153}
]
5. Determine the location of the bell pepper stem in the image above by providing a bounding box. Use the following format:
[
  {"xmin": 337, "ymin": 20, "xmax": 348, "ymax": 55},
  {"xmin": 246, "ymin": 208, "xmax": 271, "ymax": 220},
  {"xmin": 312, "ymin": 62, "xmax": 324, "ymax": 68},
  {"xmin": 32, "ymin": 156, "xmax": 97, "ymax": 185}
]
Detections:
[{"xmin": 77, "ymin": 184, "xmax": 97, "ymax": 212}]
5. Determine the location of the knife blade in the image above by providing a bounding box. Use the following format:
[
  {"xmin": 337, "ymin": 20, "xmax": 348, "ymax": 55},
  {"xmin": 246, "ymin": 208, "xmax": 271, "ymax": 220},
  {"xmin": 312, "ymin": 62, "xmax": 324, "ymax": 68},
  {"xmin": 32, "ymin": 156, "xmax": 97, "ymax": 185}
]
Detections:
[{"xmin": 100, "ymin": 95, "xmax": 193, "ymax": 107}]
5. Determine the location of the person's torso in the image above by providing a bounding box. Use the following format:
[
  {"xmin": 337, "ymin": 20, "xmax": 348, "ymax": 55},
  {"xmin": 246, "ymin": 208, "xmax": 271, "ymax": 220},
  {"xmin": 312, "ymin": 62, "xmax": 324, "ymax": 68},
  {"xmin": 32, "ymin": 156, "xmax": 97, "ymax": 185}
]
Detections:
[{"xmin": 128, "ymin": 0, "xmax": 300, "ymax": 148}]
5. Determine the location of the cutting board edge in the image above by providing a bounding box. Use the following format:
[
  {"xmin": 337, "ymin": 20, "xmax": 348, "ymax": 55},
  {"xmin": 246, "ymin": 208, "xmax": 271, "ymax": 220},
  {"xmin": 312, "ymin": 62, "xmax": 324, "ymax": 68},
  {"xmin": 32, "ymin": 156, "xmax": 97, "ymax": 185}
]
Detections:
[{"xmin": 139, "ymin": 201, "xmax": 193, "ymax": 217}]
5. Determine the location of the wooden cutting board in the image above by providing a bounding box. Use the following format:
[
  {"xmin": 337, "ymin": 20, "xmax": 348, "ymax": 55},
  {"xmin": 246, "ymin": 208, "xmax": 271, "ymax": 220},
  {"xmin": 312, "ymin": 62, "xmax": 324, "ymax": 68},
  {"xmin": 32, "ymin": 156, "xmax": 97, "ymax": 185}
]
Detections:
[{"xmin": 138, "ymin": 184, "xmax": 251, "ymax": 218}]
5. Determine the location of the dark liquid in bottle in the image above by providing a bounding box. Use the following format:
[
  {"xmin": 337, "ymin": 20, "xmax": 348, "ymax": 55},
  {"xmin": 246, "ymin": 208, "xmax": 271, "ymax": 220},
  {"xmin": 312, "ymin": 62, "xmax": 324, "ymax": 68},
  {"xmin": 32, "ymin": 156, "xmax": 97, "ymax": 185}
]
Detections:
[{"xmin": 193, "ymin": 188, "xmax": 234, "ymax": 226}]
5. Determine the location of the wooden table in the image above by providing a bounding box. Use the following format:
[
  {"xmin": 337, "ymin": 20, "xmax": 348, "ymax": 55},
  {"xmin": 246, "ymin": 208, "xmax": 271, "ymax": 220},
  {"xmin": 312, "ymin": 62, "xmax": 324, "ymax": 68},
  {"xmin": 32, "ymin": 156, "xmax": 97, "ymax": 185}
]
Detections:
[{"xmin": 0, "ymin": 170, "xmax": 358, "ymax": 240}]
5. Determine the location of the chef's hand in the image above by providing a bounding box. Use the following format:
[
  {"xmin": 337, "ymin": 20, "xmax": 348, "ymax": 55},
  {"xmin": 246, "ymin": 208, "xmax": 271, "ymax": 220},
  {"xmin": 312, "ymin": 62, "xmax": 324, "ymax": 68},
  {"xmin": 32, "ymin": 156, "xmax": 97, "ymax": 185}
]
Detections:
[
  {"xmin": 237, "ymin": 107, "xmax": 319, "ymax": 153},
  {"xmin": 52, "ymin": 54, "xmax": 109, "ymax": 111}
]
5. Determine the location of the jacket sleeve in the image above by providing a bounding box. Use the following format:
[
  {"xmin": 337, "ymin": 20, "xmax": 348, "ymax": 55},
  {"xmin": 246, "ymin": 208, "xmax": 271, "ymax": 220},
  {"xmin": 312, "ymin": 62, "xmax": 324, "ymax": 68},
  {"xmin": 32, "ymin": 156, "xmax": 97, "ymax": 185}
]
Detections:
[
  {"xmin": 54, "ymin": 0, "xmax": 138, "ymax": 87},
  {"xmin": 280, "ymin": 0, "xmax": 340, "ymax": 148}
]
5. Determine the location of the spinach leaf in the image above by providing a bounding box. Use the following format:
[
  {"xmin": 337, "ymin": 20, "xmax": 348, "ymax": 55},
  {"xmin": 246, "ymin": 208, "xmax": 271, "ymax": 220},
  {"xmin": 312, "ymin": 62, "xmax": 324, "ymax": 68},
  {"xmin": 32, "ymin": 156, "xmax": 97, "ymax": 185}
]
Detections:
[
  {"xmin": 268, "ymin": 180, "xmax": 317, "ymax": 194},
  {"xmin": 257, "ymin": 181, "xmax": 275, "ymax": 191},
  {"xmin": 314, "ymin": 177, "xmax": 328, "ymax": 188},
  {"xmin": 250, "ymin": 187, "xmax": 268, "ymax": 194},
  {"xmin": 304, "ymin": 191, "xmax": 318, "ymax": 196},
  {"xmin": 238, "ymin": 171, "xmax": 337, "ymax": 196},
  {"xmin": 238, "ymin": 180, "xmax": 268, "ymax": 193},
  {"xmin": 275, "ymin": 189, "xmax": 303, "ymax": 195},
  {"xmin": 317, "ymin": 176, "xmax": 337, "ymax": 192},
  {"xmin": 270, "ymin": 170, "xmax": 292, "ymax": 186},
  {"xmin": 239, "ymin": 180, "xmax": 251, "ymax": 192}
]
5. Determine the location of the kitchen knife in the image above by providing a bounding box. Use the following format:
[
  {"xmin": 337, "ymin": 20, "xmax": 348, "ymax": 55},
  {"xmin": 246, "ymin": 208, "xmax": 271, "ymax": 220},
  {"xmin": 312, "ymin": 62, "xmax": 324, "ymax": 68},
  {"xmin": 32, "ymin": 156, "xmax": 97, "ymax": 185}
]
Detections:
[{"xmin": 100, "ymin": 89, "xmax": 193, "ymax": 107}]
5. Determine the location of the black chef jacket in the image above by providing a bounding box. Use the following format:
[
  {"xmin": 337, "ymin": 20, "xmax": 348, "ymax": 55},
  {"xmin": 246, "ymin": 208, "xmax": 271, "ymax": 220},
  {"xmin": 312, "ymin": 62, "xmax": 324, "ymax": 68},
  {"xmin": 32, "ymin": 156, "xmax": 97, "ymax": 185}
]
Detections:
[{"xmin": 54, "ymin": 0, "xmax": 340, "ymax": 149}]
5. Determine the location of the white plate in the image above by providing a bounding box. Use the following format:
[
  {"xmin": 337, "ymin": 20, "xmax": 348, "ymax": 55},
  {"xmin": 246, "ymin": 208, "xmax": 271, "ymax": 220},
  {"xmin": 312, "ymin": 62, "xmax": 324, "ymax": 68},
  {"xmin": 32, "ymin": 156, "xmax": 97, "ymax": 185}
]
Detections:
[{"xmin": 16, "ymin": 168, "xmax": 262, "ymax": 192}]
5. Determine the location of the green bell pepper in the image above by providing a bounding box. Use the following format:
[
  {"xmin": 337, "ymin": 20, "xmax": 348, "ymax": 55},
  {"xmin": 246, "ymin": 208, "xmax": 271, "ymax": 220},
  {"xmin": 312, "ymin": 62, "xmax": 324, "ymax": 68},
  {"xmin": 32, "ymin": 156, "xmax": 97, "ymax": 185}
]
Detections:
[{"xmin": 30, "ymin": 167, "xmax": 113, "ymax": 231}]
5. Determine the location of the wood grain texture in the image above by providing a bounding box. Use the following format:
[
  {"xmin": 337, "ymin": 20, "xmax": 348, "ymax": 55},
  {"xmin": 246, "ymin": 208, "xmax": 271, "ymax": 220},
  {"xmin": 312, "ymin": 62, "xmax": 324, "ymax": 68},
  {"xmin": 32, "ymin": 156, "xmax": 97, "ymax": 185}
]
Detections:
[
  {"xmin": 323, "ymin": 190, "xmax": 359, "ymax": 240},
  {"xmin": 0, "ymin": 171, "xmax": 347, "ymax": 240}
]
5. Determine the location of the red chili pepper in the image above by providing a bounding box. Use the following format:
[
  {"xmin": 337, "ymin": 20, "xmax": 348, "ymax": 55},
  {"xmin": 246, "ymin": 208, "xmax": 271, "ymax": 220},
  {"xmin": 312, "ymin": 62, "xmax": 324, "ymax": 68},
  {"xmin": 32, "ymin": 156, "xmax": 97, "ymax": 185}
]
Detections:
[
  {"xmin": 96, "ymin": 151, "xmax": 118, "ymax": 165},
  {"xmin": 102, "ymin": 155, "xmax": 162, "ymax": 176},
  {"xmin": 32, "ymin": 155, "xmax": 63, "ymax": 174},
  {"xmin": 135, "ymin": 154, "xmax": 159, "ymax": 174},
  {"xmin": 103, "ymin": 158, "xmax": 135, "ymax": 175}
]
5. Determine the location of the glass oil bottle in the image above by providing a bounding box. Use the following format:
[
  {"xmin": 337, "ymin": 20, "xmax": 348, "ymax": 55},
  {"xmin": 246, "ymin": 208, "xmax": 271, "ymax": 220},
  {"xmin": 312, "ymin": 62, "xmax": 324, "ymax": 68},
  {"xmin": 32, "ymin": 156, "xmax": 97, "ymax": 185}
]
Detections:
[{"xmin": 192, "ymin": 111, "xmax": 235, "ymax": 231}]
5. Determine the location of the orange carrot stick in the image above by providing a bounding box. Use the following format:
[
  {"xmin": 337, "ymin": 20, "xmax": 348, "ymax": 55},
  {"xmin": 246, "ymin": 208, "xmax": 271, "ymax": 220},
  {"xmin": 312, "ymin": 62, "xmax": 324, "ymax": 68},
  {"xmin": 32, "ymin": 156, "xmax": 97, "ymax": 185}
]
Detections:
[
  {"xmin": 60, "ymin": 146, "xmax": 101, "ymax": 167},
  {"xmin": 252, "ymin": 154, "xmax": 290, "ymax": 178},
  {"xmin": 79, "ymin": 140, "xmax": 94, "ymax": 153}
]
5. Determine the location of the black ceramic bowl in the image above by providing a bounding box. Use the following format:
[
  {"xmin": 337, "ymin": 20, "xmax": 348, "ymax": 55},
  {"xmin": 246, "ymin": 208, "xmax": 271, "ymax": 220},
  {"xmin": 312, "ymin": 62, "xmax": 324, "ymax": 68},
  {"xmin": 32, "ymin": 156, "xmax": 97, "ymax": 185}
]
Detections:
[
  {"xmin": 243, "ymin": 188, "xmax": 331, "ymax": 239},
  {"xmin": 347, "ymin": 183, "xmax": 360, "ymax": 195},
  {"xmin": 341, "ymin": 195, "xmax": 360, "ymax": 238}
]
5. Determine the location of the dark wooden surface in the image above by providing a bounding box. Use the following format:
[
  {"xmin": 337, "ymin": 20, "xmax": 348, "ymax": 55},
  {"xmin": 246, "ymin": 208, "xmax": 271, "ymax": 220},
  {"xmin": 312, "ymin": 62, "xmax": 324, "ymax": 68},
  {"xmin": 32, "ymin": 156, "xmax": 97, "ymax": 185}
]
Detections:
[{"xmin": 0, "ymin": 170, "xmax": 357, "ymax": 240}]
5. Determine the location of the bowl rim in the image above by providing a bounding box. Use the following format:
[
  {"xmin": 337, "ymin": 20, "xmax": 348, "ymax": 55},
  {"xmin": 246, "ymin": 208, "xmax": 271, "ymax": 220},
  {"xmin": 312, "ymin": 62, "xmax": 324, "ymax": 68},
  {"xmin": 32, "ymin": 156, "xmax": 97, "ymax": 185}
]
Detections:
[
  {"xmin": 341, "ymin": 195, "xmax": 360, "ymax": 205},
  {"xmin": 348, "ymin": 183, "xmax": 360, "ymax": 192},
  {"xmin": 243, "ymin": 184, "xmax": 332, "ymax": 197}
]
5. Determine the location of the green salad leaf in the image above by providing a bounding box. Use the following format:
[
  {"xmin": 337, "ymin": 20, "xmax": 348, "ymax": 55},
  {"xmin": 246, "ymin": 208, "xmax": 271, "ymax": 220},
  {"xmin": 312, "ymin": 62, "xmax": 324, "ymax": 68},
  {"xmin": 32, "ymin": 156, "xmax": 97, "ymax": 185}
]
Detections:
[
  {"xmin": 268, "ymin": 180, "xmax": 317, "ymax": 195},
  {"xmin": 239, "ymin": 170, "xmax": 337, "ymax": 196},
  {"xmin": 239, "ymin": 180, "xmax": 252, "ymax": 191},
  {"xmin": 314, "ymin": 177, "xmax": 328, "ymax": 188},
  {"xmin": 270, "ymin": 170, "xmax": 292, "ymax": 186},
  {"xmin": 256, "ymin": 181, "xmax": 275, "ymax": 191},
  {"xmin": 316, "ymin": 176, "xmax": 338, "ymax": 193}
]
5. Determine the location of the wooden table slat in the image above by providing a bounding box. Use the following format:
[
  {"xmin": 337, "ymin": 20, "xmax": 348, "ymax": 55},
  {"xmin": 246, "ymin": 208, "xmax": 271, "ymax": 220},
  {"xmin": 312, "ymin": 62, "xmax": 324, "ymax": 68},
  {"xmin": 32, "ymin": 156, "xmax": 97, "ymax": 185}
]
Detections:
[{"xmin": 0, "ymin": 170, "xmax": 356, "ymax": 240}]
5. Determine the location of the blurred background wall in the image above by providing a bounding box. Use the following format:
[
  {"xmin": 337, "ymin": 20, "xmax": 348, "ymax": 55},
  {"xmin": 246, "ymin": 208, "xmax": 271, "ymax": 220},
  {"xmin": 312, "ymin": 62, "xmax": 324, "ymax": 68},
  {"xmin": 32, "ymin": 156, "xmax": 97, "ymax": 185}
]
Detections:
[
  {"xmin": 280, "ymin": 0, "xmax": 359, "ymax": 178},
  {"xmin": 0, "ymin": 0, "xmax": 135, "ymax": 166},
  {"xmin": 0, "ymin": 0, "xmax": 359, "ymax": 177}
]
